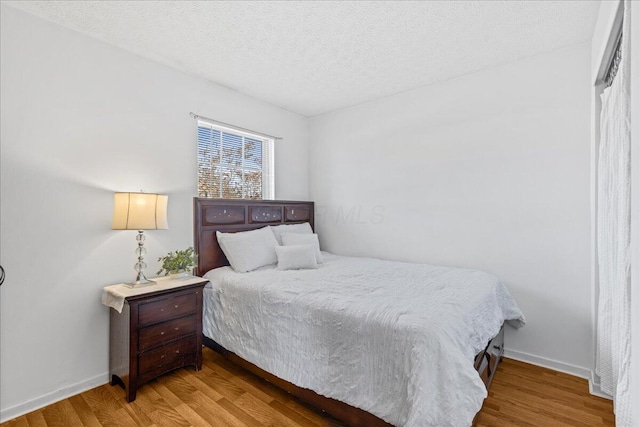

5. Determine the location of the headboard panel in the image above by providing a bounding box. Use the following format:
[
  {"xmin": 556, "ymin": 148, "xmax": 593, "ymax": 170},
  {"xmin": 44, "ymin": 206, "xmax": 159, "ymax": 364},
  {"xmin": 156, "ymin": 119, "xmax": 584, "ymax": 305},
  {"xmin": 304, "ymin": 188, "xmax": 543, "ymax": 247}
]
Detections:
[{"xmin": 193, "ymin": 198, "xmax": 315, "ymax": 276}]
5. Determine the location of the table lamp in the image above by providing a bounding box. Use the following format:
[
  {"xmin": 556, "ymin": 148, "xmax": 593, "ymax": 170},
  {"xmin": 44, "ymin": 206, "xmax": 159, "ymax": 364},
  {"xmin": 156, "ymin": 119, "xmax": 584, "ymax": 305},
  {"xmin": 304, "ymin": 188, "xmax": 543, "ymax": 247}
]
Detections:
[{"xmin": 112, "ymin": 192, "xmax": 168, "ymax": 286}]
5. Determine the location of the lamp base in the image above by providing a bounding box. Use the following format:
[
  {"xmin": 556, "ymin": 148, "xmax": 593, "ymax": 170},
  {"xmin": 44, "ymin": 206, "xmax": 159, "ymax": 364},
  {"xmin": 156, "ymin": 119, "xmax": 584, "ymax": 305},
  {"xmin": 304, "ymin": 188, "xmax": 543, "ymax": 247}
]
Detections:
[
  {"xmin": 124, "ymin": 230, "xmax": 156, "ymax": 288},
  {"xmin": 125, "ymin": 279, "xmax": 157, "ymax": 288},
  {"xmin": 125, "ymin": 272, "xmax": 156, "ymax": 288}
]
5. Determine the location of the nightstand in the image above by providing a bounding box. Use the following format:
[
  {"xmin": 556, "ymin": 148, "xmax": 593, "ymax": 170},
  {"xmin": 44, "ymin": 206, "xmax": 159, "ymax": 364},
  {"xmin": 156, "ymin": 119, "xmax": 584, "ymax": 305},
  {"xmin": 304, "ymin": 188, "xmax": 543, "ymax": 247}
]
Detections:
[{"xmin": 103, "ymin": 276, "xmax": 208, "ymax": 402}]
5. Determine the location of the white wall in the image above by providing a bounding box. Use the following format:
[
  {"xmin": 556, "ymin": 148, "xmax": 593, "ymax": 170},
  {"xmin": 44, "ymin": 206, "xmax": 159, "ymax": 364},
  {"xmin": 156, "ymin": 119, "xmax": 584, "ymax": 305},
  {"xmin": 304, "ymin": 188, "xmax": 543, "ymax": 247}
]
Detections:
[
  {"xmin": 0, "ymin": 5, "xmax": 308, "ymax": 421},
  {"xmin": 310, "ymin": 45, "xmax": 593, "ymax": 375}
]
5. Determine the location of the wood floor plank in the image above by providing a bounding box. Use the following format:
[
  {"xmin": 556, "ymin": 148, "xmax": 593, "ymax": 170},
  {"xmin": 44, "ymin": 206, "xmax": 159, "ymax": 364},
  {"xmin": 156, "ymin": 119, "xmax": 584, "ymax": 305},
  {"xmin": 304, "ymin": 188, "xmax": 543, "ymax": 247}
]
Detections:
[
  {"xmin": 228, "ymin": 373, "xmax": 277, "ymax": 405},
  {"xmin": 208, "ymin": 352, "xmax": 251, "ymax": 379},
  {"xmin": 475, "ymin": 405, "xmax": 541, "ymax": 427},
  {"xmin": 496, "ymin": 370, "xmax": 601, "ymax": 406},
  {"xmin": 96, "ymin": 407, "xmax": 140, "ymax": 427},
  {"xmin": 160, "ymin": 371, "xmax": 200, "ymax": 403},
  {"xmin": 67, "ymin": 394, "xmax": 102, "ymax": 427},
  {"xmin": 229, "ymin": 369, "xmax": 344, "ymax": 427},
  {"xmin": 129, "ymin": 387, "xmax": 183, "ymax": 427},
  {"xmin": 105, "ymin": 381, "xmax": 127, "ymax": 401},
  {"xmin": 269, "ymin": 399, "xmax": 342, "ymax": 427},
  {"xmin": 1, "ymin": 351, "xmax": 614, "ymax": 427},
  {"xmin": 135, "ymin": 382, "xmax": 164, "ymax": 402},
  {"xmin": 181, "ymin": 369, "xmax": 227, "ymax": 402},
  {"xmin": 120, "ymin": 387, "xmax": 158, "ymax": 426},
  {"xmin": 233, "ymin": 392, "xmax": 305, "ymax": 427},
  {"xmin": 224, "ymin": 364, "xmax": 344, "ymax": 426},
  {"xmin": 80, "ymin": 386, "xmax": 139, "ymax": 427},
  {"xmin": 24, "ymin": 411, "xmax": 47, "ymax": 427},
  {"xmin": 187, "ymin": 390, "xmax": 248, "ymax": 427},
  {"xmin": 149, "ymin": 382, "xmax": 188, "ymax": 408},
  {"xmin": 2, "ymin": 417, "xmax": 28, "ymax": 427},
  {"xmin": 199, "ymin": 369, "xmax": 247, "ymax": 402},
  {"xmin": 217, "ymin": 397, "xmax": 265, "ymax": 427},
  {"xmin": 81, "ymin": 385, "xmax": 124, "ymax": 414},
  {"xmin": 172, "ymin": 403, "xmax": 213, "ymax": 427},
  {"xmin": 245, "ymin": 372, "xmax": 301, "ymax": 404},
  {"xmin": 476, "ymin": 359, "xmax": 614, "ymax": 427},
  {"xmin": 488, "ymin": 382, "xmax": 606, "ymax": 426},
  {"xmin": 40, "ymin": 400, "xmax": 84, "ymax": 427},
  {"xmin": 146, "ymin": 402, "xmax": 192, "ymax": 427},
  {"xmin": 80, "ymin": 387, "xmax": 133, "ymax": 427}
]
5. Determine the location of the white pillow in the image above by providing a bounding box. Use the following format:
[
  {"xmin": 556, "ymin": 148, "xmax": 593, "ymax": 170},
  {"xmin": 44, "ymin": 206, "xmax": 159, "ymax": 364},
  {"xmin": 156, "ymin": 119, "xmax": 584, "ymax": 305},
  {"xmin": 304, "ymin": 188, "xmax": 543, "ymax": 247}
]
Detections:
[
  {"xmin": 281, "ymin": 232, "xmax": 323, "ymax": 264},
  {"xmin": 270, "ymin": 222, "xmax": 313, "ymax": 245},
  {"xmin": 216, "ymin": 227, "xmax": 278, "ymax": 273},
  {"xmin": 274, "ymin": 245, "xmax": 318, "ymax": 270}
]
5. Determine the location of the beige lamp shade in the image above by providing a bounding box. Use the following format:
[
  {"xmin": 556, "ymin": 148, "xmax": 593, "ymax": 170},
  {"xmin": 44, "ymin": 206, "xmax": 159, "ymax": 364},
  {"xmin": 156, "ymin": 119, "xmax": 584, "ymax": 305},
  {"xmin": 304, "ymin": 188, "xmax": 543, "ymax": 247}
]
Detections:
[{"xmin": 112, "ymin": 192, "xmax": 169, "ymax": 230}]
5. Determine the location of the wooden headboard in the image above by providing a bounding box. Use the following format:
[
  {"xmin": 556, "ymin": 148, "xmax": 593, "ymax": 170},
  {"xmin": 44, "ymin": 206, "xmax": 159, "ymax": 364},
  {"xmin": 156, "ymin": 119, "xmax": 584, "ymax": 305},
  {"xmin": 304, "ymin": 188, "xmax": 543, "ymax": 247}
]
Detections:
[{"xmin": 193, "ymin": 198, "xmax": 315, "ymax": 276}]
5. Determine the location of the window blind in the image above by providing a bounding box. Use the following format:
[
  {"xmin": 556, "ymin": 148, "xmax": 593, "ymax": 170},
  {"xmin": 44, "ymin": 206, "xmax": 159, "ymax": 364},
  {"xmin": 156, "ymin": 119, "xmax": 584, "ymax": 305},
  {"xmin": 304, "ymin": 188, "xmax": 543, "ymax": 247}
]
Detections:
[{"xmin": 197, "ymin": 120, "xmax": 274, "ymax": 199}]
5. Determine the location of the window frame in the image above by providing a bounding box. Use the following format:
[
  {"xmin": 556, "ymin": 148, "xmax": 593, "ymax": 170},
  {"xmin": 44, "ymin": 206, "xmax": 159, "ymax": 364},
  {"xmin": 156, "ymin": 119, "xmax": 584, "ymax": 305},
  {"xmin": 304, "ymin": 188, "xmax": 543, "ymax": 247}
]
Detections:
[{"xmin": 197, "ymin": 120, "xmax": 274, "ymax": 200}]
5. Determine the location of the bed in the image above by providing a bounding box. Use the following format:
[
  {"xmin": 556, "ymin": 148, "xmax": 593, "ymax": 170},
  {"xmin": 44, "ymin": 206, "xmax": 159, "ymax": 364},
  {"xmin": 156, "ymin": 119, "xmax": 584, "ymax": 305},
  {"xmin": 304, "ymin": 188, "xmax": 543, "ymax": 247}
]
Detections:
[{"xmin": 193, "ymin": 198, "xmax": 525, "ymax": 427}]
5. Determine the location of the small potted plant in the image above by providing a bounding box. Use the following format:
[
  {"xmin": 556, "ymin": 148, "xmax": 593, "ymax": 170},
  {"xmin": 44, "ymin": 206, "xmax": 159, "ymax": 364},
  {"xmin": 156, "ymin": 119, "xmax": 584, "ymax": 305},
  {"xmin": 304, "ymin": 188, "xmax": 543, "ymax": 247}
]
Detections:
[{"xmin": 157, "ymin": 247, "xmax": 197, "ymax": 278}]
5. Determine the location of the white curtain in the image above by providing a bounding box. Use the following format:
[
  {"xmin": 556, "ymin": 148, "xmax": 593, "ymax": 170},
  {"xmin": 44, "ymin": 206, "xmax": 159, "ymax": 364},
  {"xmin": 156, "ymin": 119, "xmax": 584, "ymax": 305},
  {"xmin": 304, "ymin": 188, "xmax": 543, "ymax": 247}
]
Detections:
[{"xmin": 596, "ymin": 1, "xmax": 632, "ymax": 425}]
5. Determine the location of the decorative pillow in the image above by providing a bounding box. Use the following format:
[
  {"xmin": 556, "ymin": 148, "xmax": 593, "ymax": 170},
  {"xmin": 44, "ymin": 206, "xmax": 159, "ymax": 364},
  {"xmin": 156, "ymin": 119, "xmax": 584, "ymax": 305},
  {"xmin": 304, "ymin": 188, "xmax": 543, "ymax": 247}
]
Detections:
[
  {"xmin": 280, "ymin": 232, "xmax": 323, "ymax": 264},
  {"xmin": 270, "ymin": 222, "xmax": 313, "ymax": 245},
  {"xmin": 274, "ymin": 245, "xmax": 318, "ymax": 270},
  {"xmin": 216, "ymin": 226, "xmax": 278, "ymax": 273}
]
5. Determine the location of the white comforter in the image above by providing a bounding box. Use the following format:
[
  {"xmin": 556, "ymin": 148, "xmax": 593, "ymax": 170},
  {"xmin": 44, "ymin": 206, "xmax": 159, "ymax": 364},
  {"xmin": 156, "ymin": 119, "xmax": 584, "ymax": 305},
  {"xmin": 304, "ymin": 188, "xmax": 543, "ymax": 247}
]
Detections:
[{"xmin": 203, "ymin": 252, "xmax": 525, "ymax": 427}]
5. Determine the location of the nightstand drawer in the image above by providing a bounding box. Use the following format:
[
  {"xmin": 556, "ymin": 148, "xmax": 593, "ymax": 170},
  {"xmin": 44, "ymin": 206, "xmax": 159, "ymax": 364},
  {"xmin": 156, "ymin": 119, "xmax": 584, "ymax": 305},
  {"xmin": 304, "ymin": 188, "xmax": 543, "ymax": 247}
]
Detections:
[
  {"xmin": 138, "ymin": 293, "xmax": 197, "ymax": 325},
  {"xmin": 138, "ymin": 335, "xmax": 197, "ymax": 377},
  {"xmin": 139, "ymin": 315, "xmax": 197, "ymax": 352}
]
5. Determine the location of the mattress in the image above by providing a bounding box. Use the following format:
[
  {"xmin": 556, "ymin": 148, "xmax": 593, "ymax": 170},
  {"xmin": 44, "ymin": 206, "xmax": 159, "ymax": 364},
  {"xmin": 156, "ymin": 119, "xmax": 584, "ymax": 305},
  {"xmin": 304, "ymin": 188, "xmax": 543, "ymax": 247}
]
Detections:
[{"xmin": 203, "ymin": 252, "xmax": 525, "ymax": 427}]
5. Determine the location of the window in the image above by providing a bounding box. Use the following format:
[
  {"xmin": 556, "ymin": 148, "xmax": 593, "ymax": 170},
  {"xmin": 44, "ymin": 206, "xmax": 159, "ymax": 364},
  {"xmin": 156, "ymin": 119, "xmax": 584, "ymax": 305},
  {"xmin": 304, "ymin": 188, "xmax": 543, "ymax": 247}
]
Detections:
[{"xmin": 197, "ymin": 120, "xmax": 274, "ymax": 199}]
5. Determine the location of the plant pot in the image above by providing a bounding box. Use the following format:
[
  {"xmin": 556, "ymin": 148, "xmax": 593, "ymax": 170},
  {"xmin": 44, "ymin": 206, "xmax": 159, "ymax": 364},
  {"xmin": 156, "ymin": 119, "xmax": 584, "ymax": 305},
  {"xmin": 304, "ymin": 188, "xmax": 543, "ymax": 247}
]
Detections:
[{"xmin": 169, "ymin": 270, "xmax": 188, "ymax": 279}]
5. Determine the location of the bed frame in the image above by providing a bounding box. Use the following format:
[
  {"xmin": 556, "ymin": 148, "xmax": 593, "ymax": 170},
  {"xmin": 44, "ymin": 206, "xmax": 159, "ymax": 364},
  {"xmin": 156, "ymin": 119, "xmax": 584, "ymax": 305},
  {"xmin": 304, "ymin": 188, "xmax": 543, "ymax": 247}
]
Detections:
[{"xmin": 193, "ymin": 197, "xmax": 504, "ymax": 427}]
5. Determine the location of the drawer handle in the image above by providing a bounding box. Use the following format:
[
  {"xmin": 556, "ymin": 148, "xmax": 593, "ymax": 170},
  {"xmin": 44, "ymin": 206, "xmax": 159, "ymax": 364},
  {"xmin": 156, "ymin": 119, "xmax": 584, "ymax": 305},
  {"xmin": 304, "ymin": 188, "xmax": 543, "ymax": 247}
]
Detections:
[
  {"xmin": 174, "ymin": 305, "xmax": 179, "ymax": 309},
  {"xmin": 174, "ymin": 327, "xmax": 180, "ymax": 331},
  {"xmin": 160, "ymin": 355, "xmax": 165, "ymax": 359},
  {"xmin": 160, "ymin": 331, "xmax": 165, "ymax": 335},
  {"xmin": 493, "ymin": 345, "xmax": 501, "ymax": 350},
  {"xmin": 175, "ymin": 350, "xmax": 180, "ymax": 354}
]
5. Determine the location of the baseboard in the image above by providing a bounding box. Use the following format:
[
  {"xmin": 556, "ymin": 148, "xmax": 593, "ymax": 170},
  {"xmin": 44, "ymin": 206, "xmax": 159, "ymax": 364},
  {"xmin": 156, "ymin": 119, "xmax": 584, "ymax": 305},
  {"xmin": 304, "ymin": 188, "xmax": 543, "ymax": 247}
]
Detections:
[
  {"xmin": 503, "ymin": 349, "xmax": 612, "ymax": 400},
  {"xmin": 0, "ymin": 372, "xmax": 109, "ymax": 423},
  {"xmin": 589, "ymin": 372, "xmax": 613, "ymax": 399}
]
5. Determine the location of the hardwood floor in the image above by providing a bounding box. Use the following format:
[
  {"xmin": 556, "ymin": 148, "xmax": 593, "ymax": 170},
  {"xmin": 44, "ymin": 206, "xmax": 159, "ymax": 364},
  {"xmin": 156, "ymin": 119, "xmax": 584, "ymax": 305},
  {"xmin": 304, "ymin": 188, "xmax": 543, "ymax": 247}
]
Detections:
[
  {"xmin": 476, "ymin": 358, "xmax": 614, "ymax": 427},
  {"xmin": 1, "ymin": 349, "xmax": 614, "ymax": 427}
]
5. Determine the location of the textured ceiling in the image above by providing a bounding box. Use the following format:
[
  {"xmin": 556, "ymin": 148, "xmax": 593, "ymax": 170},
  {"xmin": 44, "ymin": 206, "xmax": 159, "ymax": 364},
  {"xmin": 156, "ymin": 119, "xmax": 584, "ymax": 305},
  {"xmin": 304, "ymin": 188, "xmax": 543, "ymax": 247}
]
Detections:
[{"xmin": 6, "ymin": 1, "xmax": 600, "ymax": 117}]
